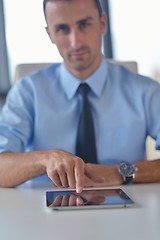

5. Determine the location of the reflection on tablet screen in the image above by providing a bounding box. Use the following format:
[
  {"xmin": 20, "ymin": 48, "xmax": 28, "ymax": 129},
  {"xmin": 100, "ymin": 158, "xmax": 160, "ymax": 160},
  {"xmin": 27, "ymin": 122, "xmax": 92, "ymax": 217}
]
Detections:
[{"xmin": 46, "ymin": 188, "xmax": 134, "ymax": 210}]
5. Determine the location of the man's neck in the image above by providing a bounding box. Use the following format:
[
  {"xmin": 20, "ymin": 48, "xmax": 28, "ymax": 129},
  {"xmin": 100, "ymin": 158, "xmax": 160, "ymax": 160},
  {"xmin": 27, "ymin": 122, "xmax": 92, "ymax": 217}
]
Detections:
[{"xmin": 64, "ymin": 55, "xmax": 102, "ymax": 80}]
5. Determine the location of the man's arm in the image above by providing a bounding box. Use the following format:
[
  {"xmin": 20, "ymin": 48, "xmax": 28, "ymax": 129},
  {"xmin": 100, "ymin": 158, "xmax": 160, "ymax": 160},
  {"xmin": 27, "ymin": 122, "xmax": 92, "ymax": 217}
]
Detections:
[
  {"xmin": 133, "ymin": 159, "xmax": 160, "ymax": 183},
  {"xmin": 0, "ymin": 150, "xmax": 103, "ymax": 192},
  {"xmin": 0, "ymin": 151, "xmax": 46, "ymax": 187},
  {"xmin": 1, "ymin": 150, "xmax": 159, "ymax": 191},
  {"xmin": 84, "ymin": 159, "xmax": 160, "ymax": 187}
]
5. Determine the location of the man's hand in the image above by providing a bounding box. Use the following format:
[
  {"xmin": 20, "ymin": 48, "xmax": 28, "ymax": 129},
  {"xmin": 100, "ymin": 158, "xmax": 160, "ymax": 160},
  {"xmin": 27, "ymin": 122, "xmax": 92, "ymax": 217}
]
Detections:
[
  {"xmin": 83, "ymin": 163, "xmax": 123, "ymax": 187},
  {"xmin": 0, "ymin": 150, "xmax": 102, "ymax": 189},
  {"xmin": 43, "ymin": 150, "xmax": 104, "ymax": 193}
]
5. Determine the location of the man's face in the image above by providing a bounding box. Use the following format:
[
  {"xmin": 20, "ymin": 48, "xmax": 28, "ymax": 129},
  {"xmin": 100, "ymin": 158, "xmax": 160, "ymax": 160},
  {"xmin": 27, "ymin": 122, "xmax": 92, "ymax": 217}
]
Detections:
[{"xmin": 45, "ymin": 0, "xmax": 106, "ymax": 79}]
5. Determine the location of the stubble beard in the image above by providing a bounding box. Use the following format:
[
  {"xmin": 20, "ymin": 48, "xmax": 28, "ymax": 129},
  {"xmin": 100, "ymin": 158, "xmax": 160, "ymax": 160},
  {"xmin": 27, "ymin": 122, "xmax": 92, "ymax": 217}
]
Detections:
[{"xmin": 66, "ymin": 48, "xmax": 100, "ymax": 73}]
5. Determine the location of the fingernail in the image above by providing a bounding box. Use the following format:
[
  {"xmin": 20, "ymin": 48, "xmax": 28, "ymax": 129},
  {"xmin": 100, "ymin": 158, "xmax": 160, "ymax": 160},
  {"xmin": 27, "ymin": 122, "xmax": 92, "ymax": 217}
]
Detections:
[{"xmin": 76, "ymin": 187, "xmax": 83, "ymax": 193}]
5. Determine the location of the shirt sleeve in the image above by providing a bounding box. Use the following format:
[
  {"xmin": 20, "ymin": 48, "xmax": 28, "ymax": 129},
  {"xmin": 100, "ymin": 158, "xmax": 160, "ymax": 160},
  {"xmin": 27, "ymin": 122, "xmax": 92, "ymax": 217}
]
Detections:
[
  {"xmin": 144, "ymin": 79, "xmax": 160, "ymax": 150},
  {"xmin": 0, "ymin": 78, "xmax": 34, "ymax": 153}
]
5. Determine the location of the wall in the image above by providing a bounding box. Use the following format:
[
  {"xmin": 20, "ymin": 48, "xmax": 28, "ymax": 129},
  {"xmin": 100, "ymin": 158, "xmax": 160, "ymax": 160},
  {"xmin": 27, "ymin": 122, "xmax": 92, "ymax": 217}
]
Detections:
[{"xmin": 110, "ymin": 0, "xmax": 160, "ymax": 81}]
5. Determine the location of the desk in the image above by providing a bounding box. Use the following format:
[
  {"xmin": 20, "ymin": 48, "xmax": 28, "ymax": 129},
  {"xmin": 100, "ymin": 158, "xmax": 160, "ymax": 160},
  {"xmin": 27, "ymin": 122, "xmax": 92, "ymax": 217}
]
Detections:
[{"xmin": 0, "ymin": 182, "xmax": 160, "ymax": 240}]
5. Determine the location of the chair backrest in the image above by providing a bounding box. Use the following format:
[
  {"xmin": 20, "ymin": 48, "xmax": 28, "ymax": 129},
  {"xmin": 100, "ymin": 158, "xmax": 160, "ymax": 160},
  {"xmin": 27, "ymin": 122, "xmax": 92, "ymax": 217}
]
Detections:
[
  {"xmin": 14, "ymin": 60, "xmax": 138, "ymax": 81},
  {"xmin": 14, "ymin": 63, "xmax": 52, "ymax": 81},
  {"xmin": 108, "ymin": 60, "xmax": 138, "ymax": 73}
]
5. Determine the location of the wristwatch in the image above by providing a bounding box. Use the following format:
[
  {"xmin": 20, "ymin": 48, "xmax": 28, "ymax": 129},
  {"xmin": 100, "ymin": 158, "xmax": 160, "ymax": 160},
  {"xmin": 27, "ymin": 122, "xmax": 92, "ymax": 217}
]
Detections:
[{"xmin": 118, "ymin": 161, "xmax": 137, "ymax": 184}]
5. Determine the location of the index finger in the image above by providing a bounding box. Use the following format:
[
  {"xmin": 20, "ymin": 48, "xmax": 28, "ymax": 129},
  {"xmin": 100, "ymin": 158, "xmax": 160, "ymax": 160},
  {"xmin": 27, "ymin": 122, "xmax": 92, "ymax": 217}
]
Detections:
[{"xmin": 74, "ymin": 161, "xmax": 85, "ymax": 193}]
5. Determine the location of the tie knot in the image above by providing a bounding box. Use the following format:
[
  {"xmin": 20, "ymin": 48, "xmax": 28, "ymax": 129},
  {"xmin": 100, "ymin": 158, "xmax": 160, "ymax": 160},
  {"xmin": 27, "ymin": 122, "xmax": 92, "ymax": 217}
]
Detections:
[{"xmin": 78, "ymin": 83, "xmax": 90, "ymax": 97}]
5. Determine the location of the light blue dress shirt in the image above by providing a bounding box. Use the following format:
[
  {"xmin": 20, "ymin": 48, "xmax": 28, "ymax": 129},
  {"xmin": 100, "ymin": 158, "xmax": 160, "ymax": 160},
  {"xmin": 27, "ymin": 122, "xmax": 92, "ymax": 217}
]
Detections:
[{"xmin": 1, "ymin": 57, "xmax": 160, "ymax": 167}]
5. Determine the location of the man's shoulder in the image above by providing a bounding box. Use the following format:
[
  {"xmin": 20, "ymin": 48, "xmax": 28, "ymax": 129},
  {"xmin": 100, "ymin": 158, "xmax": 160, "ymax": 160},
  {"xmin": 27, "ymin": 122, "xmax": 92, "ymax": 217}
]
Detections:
[
  {"xmin": 31, "ymin": 62, "xmax": 62, "ymax": 81},
  {"xmin": 11, "ymin": 63, "xmax": 62, "ymax": 97},
  {"xmin": 16, "ymin": 62, "xmax": 62, "ymax": 87},
  {"xmin": 104, "ymin": 58, "xmax": 138, "ymax": 78},
  {"xmin": 104, "ymin": 58, "xmax": 159, "ymax": 88}
]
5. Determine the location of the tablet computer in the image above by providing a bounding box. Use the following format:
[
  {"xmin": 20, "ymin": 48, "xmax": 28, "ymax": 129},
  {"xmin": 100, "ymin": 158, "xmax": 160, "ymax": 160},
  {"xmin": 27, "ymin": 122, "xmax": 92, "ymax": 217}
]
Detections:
[{"xmin": 46, "ymin": 188, "xmax": 135, "ymax": 210}]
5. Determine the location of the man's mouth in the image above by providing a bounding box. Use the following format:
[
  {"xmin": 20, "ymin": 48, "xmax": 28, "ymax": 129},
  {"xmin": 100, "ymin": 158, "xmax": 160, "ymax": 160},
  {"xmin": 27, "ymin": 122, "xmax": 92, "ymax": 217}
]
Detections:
[{"xmin": 70, "ymin": 49, "xmax": 89, "ymax": 58}]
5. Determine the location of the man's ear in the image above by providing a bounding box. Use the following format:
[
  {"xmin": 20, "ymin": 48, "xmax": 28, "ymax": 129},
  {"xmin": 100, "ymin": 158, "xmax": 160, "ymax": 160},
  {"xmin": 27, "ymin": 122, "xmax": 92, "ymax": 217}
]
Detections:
[
  {"xmin": 100, "ymin": 13, "xmax": 107, "ymax": 35},
  {"xmin": 45, "ymin": 26, "xmax": 55, "ymax": 44}
]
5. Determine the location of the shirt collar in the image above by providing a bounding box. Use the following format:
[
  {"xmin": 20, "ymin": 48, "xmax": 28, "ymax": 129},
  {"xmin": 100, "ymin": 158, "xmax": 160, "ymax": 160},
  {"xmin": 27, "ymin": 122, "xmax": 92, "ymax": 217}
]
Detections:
[{"xmin": 60, "ymin": 55, "xmax": 108, "ymax": 99}]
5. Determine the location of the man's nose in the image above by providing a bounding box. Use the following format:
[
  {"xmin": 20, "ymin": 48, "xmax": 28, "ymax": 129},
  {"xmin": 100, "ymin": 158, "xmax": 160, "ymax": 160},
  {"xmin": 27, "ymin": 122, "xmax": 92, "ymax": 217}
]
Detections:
[{"xmin": 70, "ymin": 29, "xmax": 83, "ymax": 48}]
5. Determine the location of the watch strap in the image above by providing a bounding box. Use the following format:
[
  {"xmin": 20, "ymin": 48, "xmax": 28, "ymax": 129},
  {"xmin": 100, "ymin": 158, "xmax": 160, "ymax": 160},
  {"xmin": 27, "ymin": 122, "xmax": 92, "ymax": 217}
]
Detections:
[{"xmin": 123, "ymin": 176, "xmax": 134, "ymax": 185}]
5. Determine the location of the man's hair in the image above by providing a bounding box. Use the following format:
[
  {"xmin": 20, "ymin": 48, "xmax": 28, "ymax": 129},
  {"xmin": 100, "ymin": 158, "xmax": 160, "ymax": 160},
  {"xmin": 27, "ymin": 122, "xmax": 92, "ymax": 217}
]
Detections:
[{"xmin": 43, "ymin": 0, "xmax": 103, "ymax": 20}]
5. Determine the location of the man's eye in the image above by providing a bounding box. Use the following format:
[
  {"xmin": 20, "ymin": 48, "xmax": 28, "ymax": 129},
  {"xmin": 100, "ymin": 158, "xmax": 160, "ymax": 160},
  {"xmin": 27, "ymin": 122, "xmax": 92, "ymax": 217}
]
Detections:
[
  {"xmin": 79, "ymin": 21, "xmax": 91, "ymax": 30},
  {"xmin": 56, "ymin": 25, "xmax": 70, "ymax": 34}
]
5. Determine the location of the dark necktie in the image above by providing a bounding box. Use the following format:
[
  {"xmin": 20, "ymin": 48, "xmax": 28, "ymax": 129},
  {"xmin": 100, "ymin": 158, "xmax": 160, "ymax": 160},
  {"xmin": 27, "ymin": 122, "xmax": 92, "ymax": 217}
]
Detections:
[{"xmin": 76, "ymin": 83, "xmax": 97, "ymax": 163}]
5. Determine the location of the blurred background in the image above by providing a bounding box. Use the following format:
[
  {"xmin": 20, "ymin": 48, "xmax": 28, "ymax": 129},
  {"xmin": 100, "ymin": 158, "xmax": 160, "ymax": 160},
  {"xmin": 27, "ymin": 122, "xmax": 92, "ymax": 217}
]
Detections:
[
  {"xmin": 1, "ymin": 0, "xmax": 160, "ymax": 94},
  {"xmin": 0, "ymin": 0, "xmax": 160, "ymax": 157}
]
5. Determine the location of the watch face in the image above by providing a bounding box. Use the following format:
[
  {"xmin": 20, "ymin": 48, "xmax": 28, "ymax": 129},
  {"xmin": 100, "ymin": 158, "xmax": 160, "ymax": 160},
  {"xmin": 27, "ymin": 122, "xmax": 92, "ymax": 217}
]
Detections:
[{"xmin": 119, "ymin": 161, "xmax": 136, "ymax": 177}]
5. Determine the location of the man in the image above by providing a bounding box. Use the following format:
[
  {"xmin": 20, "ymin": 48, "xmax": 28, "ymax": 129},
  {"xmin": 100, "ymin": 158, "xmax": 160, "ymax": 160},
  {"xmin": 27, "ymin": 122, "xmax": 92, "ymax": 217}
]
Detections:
[{"xmin": 0, "ymin": 0, "xmax": 160, "ymax": 193}]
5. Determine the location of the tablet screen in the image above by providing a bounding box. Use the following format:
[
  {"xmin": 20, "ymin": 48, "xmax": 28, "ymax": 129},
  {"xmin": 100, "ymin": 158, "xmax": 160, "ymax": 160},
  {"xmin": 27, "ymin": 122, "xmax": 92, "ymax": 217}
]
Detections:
[{"xmin": 46, "ymin": 188, "xmax": 134, "ymax": 210}]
